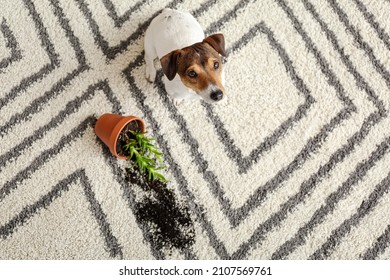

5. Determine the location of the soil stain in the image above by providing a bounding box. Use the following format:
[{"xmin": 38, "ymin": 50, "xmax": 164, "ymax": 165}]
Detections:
[
  {"xmin": 126, "ymin": 167, "xmax": 195, "ymax": 254},
  {"xmin": 116, "ymin": 120, "xmax": 143, "ymax": 157}
]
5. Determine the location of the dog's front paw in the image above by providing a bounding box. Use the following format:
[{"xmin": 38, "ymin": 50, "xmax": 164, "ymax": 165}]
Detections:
[{"xmin": 145, "ymin": 65, "xmax": 156, "ymax": 83}]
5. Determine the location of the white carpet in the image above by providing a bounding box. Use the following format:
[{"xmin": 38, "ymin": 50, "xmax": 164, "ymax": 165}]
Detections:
[{"xmin": 1, "ymin": 0, "xmax": 390, "ymax": 260}]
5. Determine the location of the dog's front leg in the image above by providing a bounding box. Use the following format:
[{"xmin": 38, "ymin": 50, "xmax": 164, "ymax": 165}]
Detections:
[
  {"xmin": 144, "ymin": 33, "xmax": 157, "ymax": 83},
  {"xmin": 144, "ymin": 56, "xmax": 156, "ymax": 83},
  {"xmin": 163, "ymin": 77, "xmax": 185, "ymax": 105}
]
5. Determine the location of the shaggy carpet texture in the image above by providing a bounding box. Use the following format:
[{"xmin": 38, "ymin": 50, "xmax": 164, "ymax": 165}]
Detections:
[{"xmin": 1, "ymin": 0, "xmax": 390, "ymax": 260}]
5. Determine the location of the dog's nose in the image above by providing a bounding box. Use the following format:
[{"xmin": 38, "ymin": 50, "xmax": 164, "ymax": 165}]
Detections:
[{"xmin": 210, "ymin": 90, "xmax": 223, "ymax": 101}]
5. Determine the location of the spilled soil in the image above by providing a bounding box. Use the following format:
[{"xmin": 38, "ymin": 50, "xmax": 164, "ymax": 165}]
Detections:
[{"xmin": 126, "ymin": 167, "xmax": 195, "ymax": 254}]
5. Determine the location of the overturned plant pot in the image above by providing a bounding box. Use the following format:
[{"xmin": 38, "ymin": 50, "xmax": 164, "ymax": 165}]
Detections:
[{"xmin": 95, "ymin": 113, "xmax": 145, "ymax": 159}]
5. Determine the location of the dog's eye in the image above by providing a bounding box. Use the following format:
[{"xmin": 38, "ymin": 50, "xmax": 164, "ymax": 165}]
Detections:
[
  {"xmin": 214, "ymin": 62, "xmax": 219, "ymax": 69},
  {"xmin": 188, "ymin": 70, "xmax": 197, "ymax": 78}
]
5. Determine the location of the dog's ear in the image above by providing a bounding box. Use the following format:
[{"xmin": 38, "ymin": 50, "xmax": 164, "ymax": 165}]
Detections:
[
  {"xmin": 160, "ymin": 50, "xmax": 181, "ymax": 81},
  {"xmin": 203, "ymin": 34, "xmax": 226, "ymax": 57}
]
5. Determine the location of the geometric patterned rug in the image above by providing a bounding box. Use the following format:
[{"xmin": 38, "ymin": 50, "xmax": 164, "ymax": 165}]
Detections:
[{"xmin": 1, "ymin": 0, "xmax": 389, "ymax": 260}]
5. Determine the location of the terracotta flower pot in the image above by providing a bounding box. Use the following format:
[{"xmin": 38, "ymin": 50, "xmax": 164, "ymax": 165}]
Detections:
[{"xmin": 95, "ymin": 113, "xmax": 145, "ymax": 159}]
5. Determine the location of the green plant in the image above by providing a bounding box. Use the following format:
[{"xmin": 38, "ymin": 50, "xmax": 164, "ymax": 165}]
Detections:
[{"xmin": 123, "ymin": 131, "xmax": 168, "ymax": 183}]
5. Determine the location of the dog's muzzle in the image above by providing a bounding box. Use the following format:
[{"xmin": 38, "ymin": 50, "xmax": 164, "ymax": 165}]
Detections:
[{"xmin": 210, "ymin": 90, "xmax": 223, "ymax": 101}]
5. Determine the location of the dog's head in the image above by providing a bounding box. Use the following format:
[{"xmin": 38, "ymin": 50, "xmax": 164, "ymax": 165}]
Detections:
[{"xmin": 160, "ymin": 34, "xmax": 226, "ymax": 103}]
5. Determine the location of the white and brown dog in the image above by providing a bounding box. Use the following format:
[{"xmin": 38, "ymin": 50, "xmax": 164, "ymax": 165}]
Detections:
[{"xmin": 144, "ymin": 8, "xmax": 226, "ymax": 104}]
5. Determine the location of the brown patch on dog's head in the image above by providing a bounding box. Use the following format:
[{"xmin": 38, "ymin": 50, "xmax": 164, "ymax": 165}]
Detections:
[
  {"xmin": 160, "ymin": 34, "xmax": 226, "ymax": 103},
  {"xmin": 203, "ymin": 33, "xmax": 226, "ymax": 57}
]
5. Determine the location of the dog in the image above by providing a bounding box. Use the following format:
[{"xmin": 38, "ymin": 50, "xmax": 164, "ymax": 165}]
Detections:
[{"xmin": 144, "ymin": 8, "xmax": 226, "ymax": 105}]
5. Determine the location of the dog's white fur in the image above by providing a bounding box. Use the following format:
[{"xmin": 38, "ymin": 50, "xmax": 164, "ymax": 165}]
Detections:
[{"xmin": 144, "ymin": 8, "xmax": 225, "ymax": 104}]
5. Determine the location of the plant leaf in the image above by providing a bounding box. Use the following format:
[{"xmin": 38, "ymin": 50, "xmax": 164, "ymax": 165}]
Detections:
[{"xmin": 124, "ymin": 130, "xmax": 168, "ymax": 183}]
